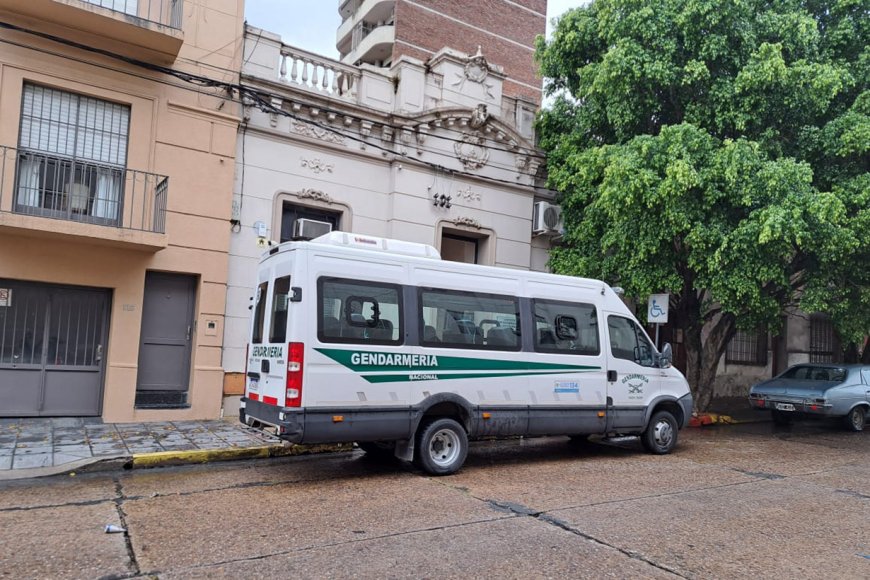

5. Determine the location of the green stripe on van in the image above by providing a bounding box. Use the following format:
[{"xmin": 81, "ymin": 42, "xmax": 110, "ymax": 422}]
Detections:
[
  {"xmin": 314, "ymin": 348, "xmax": 601, "ymax": 375},
  {"xmin": 362, "ymin": 370, "xmax": 596, "ymax": 384}
]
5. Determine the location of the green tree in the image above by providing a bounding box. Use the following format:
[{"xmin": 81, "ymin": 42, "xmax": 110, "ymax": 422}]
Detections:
[{"xmin": 536, "ymin": 0, "xmax": 869, "ymax": 409}]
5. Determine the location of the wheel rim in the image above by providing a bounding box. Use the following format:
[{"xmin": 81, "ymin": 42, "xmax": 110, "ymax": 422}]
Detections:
[
  {"xmin": 428, "ymin": 428, "xmax": 460, "ymax": 467},
  {"xmin": 851, "ymin": 410, "xmax": 863, "ymax": 429},
  {"xmin": 653, "ymin": 419, "xmax": 674, "ymax": 449}
]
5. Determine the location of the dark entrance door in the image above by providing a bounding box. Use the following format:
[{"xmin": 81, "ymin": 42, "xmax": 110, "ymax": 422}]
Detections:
[
  {"xmin": 0, "ymin": 280, "xmax": 109, "ymax": 417},
  {"xmin": 135, "ymin": 272, "xmax": 196, "ymax": 408}
]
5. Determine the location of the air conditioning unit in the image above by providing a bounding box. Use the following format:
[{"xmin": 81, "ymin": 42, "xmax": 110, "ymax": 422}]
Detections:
[
  {"xmin": 533, "ymin": 201, "xmax": 563, "ymax": 235},
  {"xmin": 293, "ymin": 218, "xmax": 333, "ymax": 240}
]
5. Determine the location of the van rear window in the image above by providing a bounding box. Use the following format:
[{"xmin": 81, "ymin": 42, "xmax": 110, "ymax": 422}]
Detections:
[
  {"xmin": 251, "ymin": 281, "xmax": 268, "ymax": 344},
  {"xmin": 269, "ymin": 276, "xmax": 291, "ymax": 344}
]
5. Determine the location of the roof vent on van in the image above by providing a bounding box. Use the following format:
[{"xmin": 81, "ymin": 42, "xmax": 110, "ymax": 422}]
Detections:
[
  {"xmin": 311, "ymin": 232, "xmax": 441, "ymax": 259},
  {"xmin": 293, "ymin": 218, "xmax": 333, "ymax": 240}
]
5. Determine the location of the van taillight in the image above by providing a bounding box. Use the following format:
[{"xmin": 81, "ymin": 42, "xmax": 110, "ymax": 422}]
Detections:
[{"xmin": 286, "ymin": 342, "xmax": 304, "ymax": 407}]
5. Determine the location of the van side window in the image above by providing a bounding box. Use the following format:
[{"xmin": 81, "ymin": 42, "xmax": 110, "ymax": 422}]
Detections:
[
  {"xmin": 251, "ymin": 281, "xmax": 269, "ymax": 344},
  {"xmin": 269, "ymin": 276, "xmax": 291, "ymax": 344},
  {"xmin": 608, "ymin": 316, "xmax": 654, "ymax": 367},
  {"xmin": 317, "ymin": 278, "xmax": 402, "ymax": 345},
  {"xmin": 420, "ymin": 289, "xmax": 520, "ymax": 350},
  {"xmin": 534, "ymin": 300, "xmax": 599, "ymax": 355}
]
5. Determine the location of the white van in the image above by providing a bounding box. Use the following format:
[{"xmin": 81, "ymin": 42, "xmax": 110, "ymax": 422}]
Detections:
[{"xmin": 241, "ymin": 232, "xmax": 693, "ymax": 475}]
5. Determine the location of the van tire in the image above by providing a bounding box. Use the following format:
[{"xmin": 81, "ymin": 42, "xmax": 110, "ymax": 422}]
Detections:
[
  {"xmin": 414, "ymin": 418, "xmax": 468, "ymax": 476},
  {"xmin": 641, "ymin": 410, "xmax": 678, "ymax": 454}
]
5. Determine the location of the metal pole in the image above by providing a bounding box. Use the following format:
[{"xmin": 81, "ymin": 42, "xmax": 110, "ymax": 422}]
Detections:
[{"xmin": 655, "ymin": 323, "xmax": 660, "ymax": 350}]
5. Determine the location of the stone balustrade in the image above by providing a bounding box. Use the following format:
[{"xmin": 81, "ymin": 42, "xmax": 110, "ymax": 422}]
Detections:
[{"xmin": 278, "ymin": 47, "xmax": 360, "ymax": 101}]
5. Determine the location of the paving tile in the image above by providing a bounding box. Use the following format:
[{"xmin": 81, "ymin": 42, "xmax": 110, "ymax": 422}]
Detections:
[
  {"xmin": 0, "ymin": 456, "xmax": 10, "ymax": 469},
  {"xmin": 50, "ymin": 418, "xmax": 86, "ymax": 428},
  {"xmin": 52, "ymin": 453, "xmax": 90, "ymax": 466},
  {"xmin": 12, "ymin": 453, "xmax": 52, "ymax": 469},
  {"xmin": 17, "ymin": 446, "xmax": 54, "ymax": 455},
  {"xmin": 53, "ymin": 446, "xmax": 94, "ymax": 458}
]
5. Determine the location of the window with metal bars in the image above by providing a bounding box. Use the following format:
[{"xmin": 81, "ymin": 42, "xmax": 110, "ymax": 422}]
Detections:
[
  {"xmin": 16, "ymin": 84, "xmax": 130, "ymax": 225},
  {"xmin": 726, "ymin": 329, "xmax": 768, "ymax": 365},
  {"xmin": 810, "ymin": 314, "xmax": 840, "ymax": 363}
]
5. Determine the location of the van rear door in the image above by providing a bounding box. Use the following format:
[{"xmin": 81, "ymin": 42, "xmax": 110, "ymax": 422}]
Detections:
[{"xmin": 246, "ymin": 273, "xmax": 293, "ymax": 409}]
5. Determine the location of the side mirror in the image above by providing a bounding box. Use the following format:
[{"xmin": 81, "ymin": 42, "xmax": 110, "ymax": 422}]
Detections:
[{"xmin": 659, "ymin": 343, "xmax": 673, "ymax": 368}]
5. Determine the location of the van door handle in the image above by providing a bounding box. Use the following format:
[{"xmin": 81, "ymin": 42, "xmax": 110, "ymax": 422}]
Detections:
[{"xmin": 607, "ymin": 370, "xmax": 617, "ymax": 382}]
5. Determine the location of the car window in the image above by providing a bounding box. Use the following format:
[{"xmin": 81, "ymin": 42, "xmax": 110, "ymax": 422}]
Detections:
[{"xmin": 780, "ymin": 365, "xmax": 846, "ymax": 382}]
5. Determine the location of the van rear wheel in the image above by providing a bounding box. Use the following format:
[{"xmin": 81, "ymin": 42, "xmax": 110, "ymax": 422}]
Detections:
[
  {"xmin": 414, "ymin": 418, "xmax": 468, "ymax": 476},
  {"xmin": 641, "ymin": 410, "xmax": 678, "ymax": 454}
]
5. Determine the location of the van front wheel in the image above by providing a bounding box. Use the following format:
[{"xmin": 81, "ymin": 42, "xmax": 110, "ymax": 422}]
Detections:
[
  {"xmin": 415, "ymin": 418, "xmax": 468, "ymax": 476},
  {"xmin": 641, "ymin": 410, "xmax": 678, "ymax": 454}
]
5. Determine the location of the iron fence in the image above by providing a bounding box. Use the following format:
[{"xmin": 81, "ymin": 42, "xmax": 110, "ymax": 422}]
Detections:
[
  {"xmin": 82, "ymin": 0, "xmax": 184, "ymax": 29},
  {"xmin": 0, "ymin": 146, "xmax": 168, "ymax": 234}
]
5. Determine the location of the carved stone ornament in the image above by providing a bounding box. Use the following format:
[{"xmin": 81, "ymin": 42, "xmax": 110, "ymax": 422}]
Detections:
[
  {"xmin": 300, "ymin": 157, "xmax": 334, "ymax": 174},
  {"xmin": 455, "ymin": 186, "xmax": 481, "ymax": 203},
  {"xmin": 453, "ymin": 216, "xmax": 482, "ymax": 229},
  {"xmin": 454, "ymin": 133, "xmax": 490, "ymax": 171},
  {"xmin": 469, "ymin": 104, "xmax": 489, "ymax": 129},
  {"xmin": 296, "ymin": 188, "xmax": 333, "ymax": 204},
  {"xmin": 452, "ymin": 46, "xmax": 496, "ymax": 100},
  {"xmin": 291, "ymin": 120, "xmax": 345, "ymax": 145}
]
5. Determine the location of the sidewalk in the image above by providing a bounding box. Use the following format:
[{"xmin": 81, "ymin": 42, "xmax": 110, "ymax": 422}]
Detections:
[{"xmin": 0, "ymin": 417, "xmax": 297, "ymax": 481}]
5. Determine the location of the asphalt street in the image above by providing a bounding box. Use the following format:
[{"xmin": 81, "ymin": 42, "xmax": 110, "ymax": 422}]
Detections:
[{"xmin": 1, "ymin": 421, "xmax": 867, "ymax": 579}]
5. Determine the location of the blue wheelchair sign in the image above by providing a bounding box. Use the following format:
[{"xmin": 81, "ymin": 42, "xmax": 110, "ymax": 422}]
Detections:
[{"xmin": 648, "ymin": 294, "xmax": 669, "ymax": 323}]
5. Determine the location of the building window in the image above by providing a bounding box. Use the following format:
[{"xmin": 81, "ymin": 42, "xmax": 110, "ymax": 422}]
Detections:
[
  {"xmin": 810, "ymin": 314, "xmax": 839, "ymax": 363},
  {"xmin": 441, "ymin": 234, "xmax": 479, "ymax": 264},
  {"xmin": 726, "ymin": 329, "xmax": 768, "ymax": 365},
  {"xmin": 280, "ymin": 202, "xmax": 340, "ymax": 241},
  {"xmin": 16, "ymin": 84, "xmax": 130, "ymax": 225}
]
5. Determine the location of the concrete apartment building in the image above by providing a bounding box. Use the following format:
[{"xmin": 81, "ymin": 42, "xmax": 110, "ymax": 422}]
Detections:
[
  {"xmin": 0, "ymin": 0, "xmax": 244, "ymax": 421},
  {"xmin": 337, "ymin": 0, "xmax": 546, "ymax": 103},
  {"xmin": 222, "ymin": 2, "xmax": 553, "ymax": 402}
]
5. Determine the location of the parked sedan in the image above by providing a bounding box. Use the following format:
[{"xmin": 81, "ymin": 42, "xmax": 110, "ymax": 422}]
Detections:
[{"xmin": 749, "ymin": 364, "xmax": 870, "ymax": 431}]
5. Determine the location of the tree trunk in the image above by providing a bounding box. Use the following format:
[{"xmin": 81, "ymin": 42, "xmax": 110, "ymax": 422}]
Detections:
[{"xmin": 682, "ymin": 313, "xmax": 736, "ymax": 412}]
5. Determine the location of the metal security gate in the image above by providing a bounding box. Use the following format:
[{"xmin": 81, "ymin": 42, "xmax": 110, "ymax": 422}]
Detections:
[{"xmin": 0, "ymin": 280, "xmax": 109, "ymax": 417}]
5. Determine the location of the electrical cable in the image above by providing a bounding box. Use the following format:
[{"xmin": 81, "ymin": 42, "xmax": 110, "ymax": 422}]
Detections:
[{"xmin": 0, "ymin": 18, "xmax": 553, "ymax": 191}]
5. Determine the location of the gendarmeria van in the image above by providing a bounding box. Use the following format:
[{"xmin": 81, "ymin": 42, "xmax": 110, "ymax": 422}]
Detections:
[{"xmin": 240, "ymin": 232, "xmax": 693, "ymax": 475}]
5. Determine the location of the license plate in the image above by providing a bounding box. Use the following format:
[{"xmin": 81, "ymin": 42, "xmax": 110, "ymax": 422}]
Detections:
[{"xmin": 775, "ymin": 403, "xmax": 794, "ymax": 411}]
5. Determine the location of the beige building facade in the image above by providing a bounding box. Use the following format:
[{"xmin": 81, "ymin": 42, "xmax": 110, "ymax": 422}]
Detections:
[{"xmin": 0, "ymin": 0, "xmax": 244, "ymax": 421}]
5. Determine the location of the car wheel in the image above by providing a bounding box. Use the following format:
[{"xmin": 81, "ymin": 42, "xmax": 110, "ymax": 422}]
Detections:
[
  {"xmin": 357, "ymin": 441, "xmax": 395, "ymax": 459},
  {"xmin": 414, "ymin": 418, "xmax": 468, "ymax": 476},
  {"xmin": 641, "ymin": 410, "xmax": 678, "ymax": 454},
  {"xmin": 843, "ymin": 407, "xmax": 865, "ymax": 432},
  {"xmin": 771, "ymin": 410, "xmax": 793, "ymax": 425}
]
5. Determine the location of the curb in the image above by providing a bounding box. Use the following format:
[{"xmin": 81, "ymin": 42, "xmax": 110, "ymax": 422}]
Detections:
[
  {"xmin": 129, "ymin": 442, "xmax": 353, "ymax": 469},
  {"xmin": 0, "ymin": 443, "xmax": 355, "ymax": 482}
]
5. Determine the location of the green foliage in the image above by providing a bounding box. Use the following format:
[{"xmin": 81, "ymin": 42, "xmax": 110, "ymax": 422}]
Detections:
[{"xmin": 537, "ymin": 0, "xmax": 869, "ymax": 352}]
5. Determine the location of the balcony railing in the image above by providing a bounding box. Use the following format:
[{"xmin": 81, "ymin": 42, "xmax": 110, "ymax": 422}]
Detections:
[
  {"xmin": 81, "ymin": 0, "xmax": 184, "ymax": 29},
  {"xmin": 279, "ymin": 46, "xmax": 361, "ymax": 101},
  {"xmin": 0, "ymin": 146, "xmax": 168, "ymax": 234}
]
